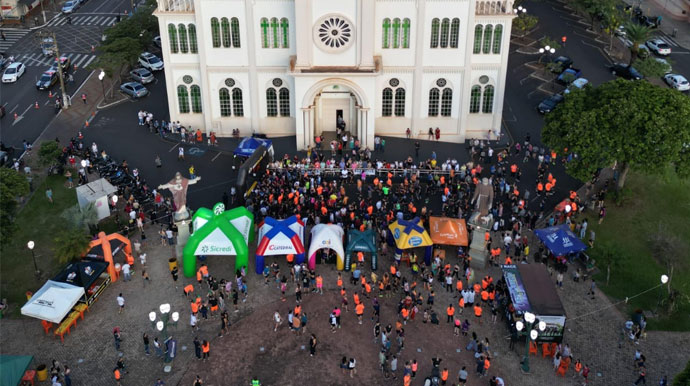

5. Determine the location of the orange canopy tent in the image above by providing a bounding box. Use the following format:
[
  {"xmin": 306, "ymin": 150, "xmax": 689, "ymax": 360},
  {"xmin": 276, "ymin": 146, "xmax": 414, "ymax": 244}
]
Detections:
[
  {"xmin": 82, "ymin": 232, "xmax": 133, "ymax": 283},
  {"xmin": 429, "ymin": 217, "xmax": 469, "ymax": 246}
]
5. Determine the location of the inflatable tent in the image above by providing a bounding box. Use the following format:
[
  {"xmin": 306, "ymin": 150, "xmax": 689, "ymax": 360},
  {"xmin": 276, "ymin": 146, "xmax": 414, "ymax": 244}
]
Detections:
[
  {"xmin": 388, "ymin": 217, "xmax": 433, "ymax": 265},
  {"xmin": 534, "ymin": 224, "xmax": 587, "ymax": 257},
  {"xmin": 233, "ymin": 137, "xmax": 274, "ymax": 158},
  {"xmin": 21, "ymin": 280, "xmax": 85, "ymax": 323},
  {"xmin": 345, "ymin": 229, "xmax": 378, "ymax": 271},
  {"xmin": 255, "ymin": 216, "xmax": 305, "ymax": 274},
  {"xmin": 0, "ymin": 355, "xmax": 33, "ymax": 386},
  {"xmin": 83, "ymin": 232, "xmax": 133, "ymax": 282},
  {"xmin": 429, "ymin": 217, "xmax": 469, "ymax": 246},
  {"xmin": 182, "ymin": 204, "xmax": 254, "ymax": 278},
  {"xmin": 307, "ymin": 224, "xmax": 345, "ymax": 270}
]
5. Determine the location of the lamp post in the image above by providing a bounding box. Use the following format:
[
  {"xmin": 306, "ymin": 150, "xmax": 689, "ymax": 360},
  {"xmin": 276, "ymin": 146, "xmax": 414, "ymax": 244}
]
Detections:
[
  {"xmin": 516, "ymin": 312, "xmax": 546, "ymax": 373},
  {"xmin": 149, "ymin": 304, "xmax": 179, "ymax": 372},
  {"xmin": 27, "ymin": 241, "xmax": 39, "ymax": 276},
  {"xmin": 513, "ymin": 5, "xmax": 527, "ymax": 16},
  {"xmin": 656, "ymin": 274, "xmax": 669, "ymax": 313},
  {"xmin": 539, "ymin": 46, "xmax": 556, "ymax": 65},
  {"xmin": 98, "ymin": 70, "xmax": 106, "ymax": 103}
]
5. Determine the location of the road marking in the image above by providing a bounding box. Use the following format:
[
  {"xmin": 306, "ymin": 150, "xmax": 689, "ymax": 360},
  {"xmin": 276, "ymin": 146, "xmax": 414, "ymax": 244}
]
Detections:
[
  {"xmin": 100, "ymin": 17, "xmax": 113, "ymax": 26},
  {"xmin": 83, "ymin": 16, "xmax": 96, "ymax": 25},
  {"xmin": 12, "ymin": 103, "xmax": 34, "ymax": 126},
  {"xmin": 83, "ymin": 55, "xmax": 97, "ymax": 68},
  {"xmin": 74, "ymin": 55, "xmax": 90, "ymax": 67},
  {"xmin": 1, "ymin": 102, "xmax": 7, "ymax": 108},
  {"xmin": 44, "ymin": 100, "xmax": 51, "ymax": 106},
  {"xmin": 212, "ymin": 151, "xmax": 222, "ymax": 162},
  {"xmin": 107, "ymin": 18, "xmax": 116, "ymax": 26},
  {"xmin": 9, "ymin": 104, "xmax": 19, "ymax": 114},
  {"xmin": 169, "ymin": 141, "xmax": 182, "ymax": 152}
]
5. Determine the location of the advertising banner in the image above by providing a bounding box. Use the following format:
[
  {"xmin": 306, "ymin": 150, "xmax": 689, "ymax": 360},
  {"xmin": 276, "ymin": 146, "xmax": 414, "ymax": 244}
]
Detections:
[{"xmin": 502, "ymin": 265, "xmax": 531, "ymax": 312}]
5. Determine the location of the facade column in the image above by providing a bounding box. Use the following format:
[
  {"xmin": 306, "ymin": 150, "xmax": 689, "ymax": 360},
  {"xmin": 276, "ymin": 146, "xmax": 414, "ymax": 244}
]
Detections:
[
  {"xmin": 410, "ymin": 0, "xmax": 426, "ymax": 137},
  {"xmin": 300, "ymin": 107, "xmax": 313, "ymax": 150},
  {"xmin": 194, "ymin": 0, "xmax": 212, "ymax": 135},
  {"xmin": 356, "ymin": 107, "xmax": 362, "ymax": 141},
  {"xmin": 244, "ymin": 0, "xmax": 260, "ymax": 133}
]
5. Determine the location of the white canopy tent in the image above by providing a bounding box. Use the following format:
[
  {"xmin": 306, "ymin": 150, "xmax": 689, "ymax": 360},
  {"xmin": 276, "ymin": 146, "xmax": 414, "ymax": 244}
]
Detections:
[
  {"xmin": 76, "ymin": 178, "xmax": 117, "ymax": 220},
  {"xmin": 21, "ymin": 280, "xmax": 85, "ymax": 323},
  {"xmin": 307, "ymin": 224, "xmax": 345, "ymax": 270}
]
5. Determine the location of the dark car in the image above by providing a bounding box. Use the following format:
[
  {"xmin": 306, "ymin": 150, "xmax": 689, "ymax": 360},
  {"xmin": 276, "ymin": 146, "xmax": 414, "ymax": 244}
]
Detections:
[
  {"xmin": 36, "ymin": 69, "xmax": 58, "ymax": 90},
  {"xmin": 557, "ymin": 68, "xmax": 582, "ymax": 84},
  {"xmin": 638, "ymin": 15, "xmax": 660, "ymax": 28},
  {"xmin": 608, "ymin": 63, "xmax": 643, "ymax": 80},
  {"xmin": 538, "ymin": 94, "xmax": 565, "ymax": 114},
  {"xmin": 549, "ymin": 56, "xmax": 573, "ymax": 74}
]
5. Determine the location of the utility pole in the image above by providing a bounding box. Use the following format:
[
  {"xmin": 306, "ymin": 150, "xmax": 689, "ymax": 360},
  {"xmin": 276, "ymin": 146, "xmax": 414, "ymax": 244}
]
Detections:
[{"xmin": 36, "ymin": 30, "xmax": 70, "ymax": 109}]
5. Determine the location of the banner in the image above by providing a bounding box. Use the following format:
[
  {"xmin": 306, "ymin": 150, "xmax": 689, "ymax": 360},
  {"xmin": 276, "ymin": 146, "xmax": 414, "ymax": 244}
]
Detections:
[
  {"xmin": 535, "ymin": 315, "xmax": 566, "ymax": 342},
  {"xmin": 502, "ymin": 265, "xmax": 531, "ymax": 312}
]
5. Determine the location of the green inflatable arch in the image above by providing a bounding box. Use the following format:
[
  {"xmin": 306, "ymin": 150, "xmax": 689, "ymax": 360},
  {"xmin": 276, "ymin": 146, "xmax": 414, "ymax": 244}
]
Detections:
[{"xmin": 182, "ymin": 204, "xmax": 254, "ymax": 278}]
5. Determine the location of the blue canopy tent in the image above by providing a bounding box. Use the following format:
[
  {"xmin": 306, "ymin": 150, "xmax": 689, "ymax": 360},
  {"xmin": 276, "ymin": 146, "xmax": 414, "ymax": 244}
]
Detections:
[
  {"xmin": 534, "ymin": 224, "xmax": 587, "ymax": 256},
  {"xmin": 233, "ymin": 137, "xmax": 274, "ymax": 158}
]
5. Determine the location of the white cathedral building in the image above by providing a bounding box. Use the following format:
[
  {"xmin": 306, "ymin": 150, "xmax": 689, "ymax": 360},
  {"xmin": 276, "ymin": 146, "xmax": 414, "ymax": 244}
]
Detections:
[{"xmin": 154, "ymin": 0, "xmax": 516, "ymax": 150}]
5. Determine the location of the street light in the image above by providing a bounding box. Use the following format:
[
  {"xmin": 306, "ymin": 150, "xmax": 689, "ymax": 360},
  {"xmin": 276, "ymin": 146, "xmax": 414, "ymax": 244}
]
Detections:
[
  {"xmin": 27, "ymin": 241, "xmax": 39, "ymax": 276},
  {"xmin": 98, "ymin": 70, "xmax": 106, "ymax": 103},
  {"xmin": 149, "ymin": 303, "xmax": 174, "ymax": 370},
  {"xmin": 657, "ymin": 274, "xmax": 670, "ymax": 313},
  {"xmin": 516, "ymin": 311, "xmax": 545, "ymax": 373},
  {"xmin": 513, "ymin": 5, "xmax": 527, "ymax": 15}
]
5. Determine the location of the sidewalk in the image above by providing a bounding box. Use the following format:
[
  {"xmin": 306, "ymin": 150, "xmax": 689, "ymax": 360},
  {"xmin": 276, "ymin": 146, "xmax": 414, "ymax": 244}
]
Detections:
[
  {"xmin": 621, "ymin": 0, "xmax": 690, "ymax": 48},
  {"xmin": 0, "ymin": 0, "xmax": 61, "ymax": 30}
]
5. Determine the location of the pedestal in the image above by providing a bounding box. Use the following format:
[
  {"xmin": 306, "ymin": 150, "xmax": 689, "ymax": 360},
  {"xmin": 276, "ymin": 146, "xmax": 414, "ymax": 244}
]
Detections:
[
  {"xmin": 174, "ymin": 218, "xmax": 191, "ymax": 260},
  {"xmin": 467, "ymin": 212, "xmax": 489, "ymax": 269}
]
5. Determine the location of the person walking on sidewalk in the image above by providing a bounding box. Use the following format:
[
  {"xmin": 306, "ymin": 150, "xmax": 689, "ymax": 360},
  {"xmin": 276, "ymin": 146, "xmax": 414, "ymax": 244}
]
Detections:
[
  {"xmin": 178, "ymin": 147, "xmax": 185, "ymax": 161},
  {"xmin": 81, "ymin": 93, "xmax": 87, "ymax": 104},
  {"xmin": 155, "ymin": 155, "xmax": 162, "ymax": 168}
]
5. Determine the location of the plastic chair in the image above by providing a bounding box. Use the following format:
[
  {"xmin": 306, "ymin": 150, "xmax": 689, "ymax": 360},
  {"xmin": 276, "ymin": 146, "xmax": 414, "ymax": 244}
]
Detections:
[
  {"xmin": 22, "ymin": 370, "xmax": 36, "ymax": 386},
  {"xmin": 41, "ymin": 320, "xmax": 53, "ymax": 335},
  {"xmin": 542, "ymin": 343, "xmax": 551, "ymax": 358},
  {"xmin": 529, "ymin": 341, "xmax": 538, "ymax": 356}
]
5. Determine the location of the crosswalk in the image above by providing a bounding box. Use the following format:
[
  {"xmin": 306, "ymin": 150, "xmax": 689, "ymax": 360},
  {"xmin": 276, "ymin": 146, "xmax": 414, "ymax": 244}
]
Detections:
[
  {"xmin": 619, "ymin": 34, "xmax": 679, "ymax": 48},
  {"xmin": 0, "ymin": 29, "xmax": 30, "ymax": 52},
  {"xmin": 46, "ymin": 14, "xmax": 118, "ymax": 27},
  {"xmin": 12, "ymin": 52, "xmax": 97, "ymax": 68}
]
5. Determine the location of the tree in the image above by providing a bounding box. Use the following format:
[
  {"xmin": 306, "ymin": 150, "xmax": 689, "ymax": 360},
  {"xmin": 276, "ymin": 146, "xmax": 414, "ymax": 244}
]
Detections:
[
  {"xmin": 62, "ymin": 202, "xmax": 100, "ymax": 234},
  {"xmin": 540, "ymin": 36, "xmax": 561, "ymax": 51},
  {"xmin": 53, "ymin": 228, "xmax": 90, "ymax": 264},
  {"xmin": 672, "ymin": 361, "xmax": 690, "ymax": 386},
  {"xmin": 592, "ymin": 242, "xmax": 628, "ymax": 286},
  {"xmin": 513, "ymin": 15, "xmax": 539, "ymax": 37},
  {"xmin": 601, "ymin": 7, "xmax": 624, "ymax": 51},
  {"xmin": 632, "ymin": 56, "xmax": 672, "ymax": 78},
  {"xmin": 573, "ymin": 0, "xmax": 616, "ymax": 30},
  {"xmin": 0, "ymin": 168, "xmax": 30, "ymax": 247},
  {"xmin": 625, "ymin": 23, "xmax": 652, "ymax": 64},
  {"xmin": 543, "ymin": 79, "xmax": 690, "ymax": 189},
  {"xmin": 38, "ymin": 141, "xmax": 62, "ymax": 167}
]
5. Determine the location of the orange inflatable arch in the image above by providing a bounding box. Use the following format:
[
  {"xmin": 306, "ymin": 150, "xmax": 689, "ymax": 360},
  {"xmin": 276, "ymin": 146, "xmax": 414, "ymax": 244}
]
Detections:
[{"xmin": 83, "ymin": 232, "xmax": 133, "ymax": 283}]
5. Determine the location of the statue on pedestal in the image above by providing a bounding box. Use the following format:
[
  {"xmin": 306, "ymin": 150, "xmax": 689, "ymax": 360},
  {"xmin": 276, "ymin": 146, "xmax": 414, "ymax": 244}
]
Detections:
[
  {"xmin": 158, "ymin": 172, "xmax": 201, "ymax": 221},
  {"xmin": 470, "ymin": 178, "xmax": 494, "ymax": 227}
]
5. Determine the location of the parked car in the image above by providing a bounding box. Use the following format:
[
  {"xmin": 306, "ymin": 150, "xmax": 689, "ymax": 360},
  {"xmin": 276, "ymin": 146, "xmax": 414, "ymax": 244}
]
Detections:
[
  {"xmin": 129, "ymin": 68, "xmax": 154, "ymax": 84},
  {"xmin": 41, "ymin": 38, "xmax": 55, "ymax": 56},
  {"xmin": 663, "ymin": 74, "xmax": 690, "ymax": 91},
  {"xmin": 36, "ymin": 69, "xmax": 58, "ymax": 90},
  {"xmin": 2, "ymin": 62, "xmax": 26, "ymax": 83},
  {"xmin": 557, "ymin": 68, "xmax": 582, "ymax": 84},
  {"xmin": 61, "ymin": 0, "xmax": 79, "ymax": 14},
  {"xmin": 638, "ymin": 15, "xmax": 660, "ymax": 28},
  {"xmin": 614, "ymin": 25, "xmax": 627, "ymax": 37},
  {"xmin": 153, "ymin": 36, "xmax": 161, "ymax": 48},
  {"xmin": 608, "ymin": 63, "xmax": 643, "ymax": 80},
  {"xmin": 538, "ymin": 93, "xmax": 564, "ymax": 114},
  {"xmin": 655, "ymin": 58, "xmax": 672, "ymax": 74},
  {"xmin": 549, "ymin": 56, "xmax": 573, "ymax": 73},
  {"xmin": 636, "ymin": 44, "xmax": 650, "ymax": 59},
  {"xmin": 564, "ymin": 78, "xmax": 589, "ymax": 94},
  {"xmin": 138, "ymin": 52, "xmax": 164, "ymax": 71},
  {"xmin": 0, "ymin": 54, "xmax": 7, "ymax": 70},
  {"xmin": 50, "ymin": 54, "xmax": 71, "ymax": 75},
  {"xmin": 646, "ymin": 39, "xmax": 671, "ymax": 56},
  {"xmin": 120, "ymin": 81, "xmax": 149, "ymax": 98}
]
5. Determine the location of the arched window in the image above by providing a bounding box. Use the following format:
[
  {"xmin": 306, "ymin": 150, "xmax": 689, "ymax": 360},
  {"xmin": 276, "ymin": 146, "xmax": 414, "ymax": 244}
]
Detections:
[
  {"xmin": 211, "ymin": 18, "xmax": 220, "ymax": 48},
  {"xmin": 392, "ymin": 18, "xmax": 401, "ymax": 48},
  {"xmin": 190, "ymin": 85, "xmax": 202, "ymax": 113},
  {"xmin": 402, "ymin": 18, "xmax": 411, "ymax": 48},
  {"xmin": 469, "ymin": 85, "xmax": 481, "ymax": 113},
  {"xmin": 473, "ymin": 24, "xmax": 483, "ymax": 54},
  {"xmin": 482, "ymin": 85, "xmax": 494, "ymax": 113},
  {"xmin": 178, "ymin": 24, "xmax": 188, "ymax": 54},
  {"xmin": 394, "ymin": 88, "xmax": 405, "ymax": 117},
  {"xmin": 266, "ymin": 88, "xmax": 277, "ymax": 117},
  {"xmin": 260, "ymin": 18, "xmax": 269, "ymax": 48},
  {"xmin": 231, "ymin": 18, "xmax": 241, "ymax": 48},
  {"xmin": 232, "ymin": 88, "xmax": 244, "ymax": 116},
  {"xmin": 219, "ymin": 88, "xmax": 231, "ymax": 117},
  {"xmin": 382, "ymin": 88, "xmax": 393, "ymax": 117},
  {"xmin": 382, "ymin": 18, "xmax": 391, "ymax": 49},
  {"xmin": 280, "ymin": 18, "xmax": 289, "ymax": 48},
  {"xmin": 188, "ymin": 24, "xmax": 198, "ymax": 53},
  {"xmin": 168, "ymin": 24, "xmax": 178, "ymax": 53},
  {"xmin": 221, "ymin": 18, "xmax": 231, "ymax": 48},
  {"xmin": 270, "ymin": 18, "xmax": 279, "ymax": 48},
  {"xmin": 492, "ymin": 25, "xmax": 503, "ymax": 54},
  {"xmin": 177, "ymin": 85, "xmax": 189, "ymax": 114},
  {"xmin": 279, "ymin": 88, "xmax": 290, "ymax": 117},
  {"xmin": 440, "ymin": 18, "xmax": 450, "ymax": 48},
  {"xmin": 450, "ymin": 18, "xmax": 460, "ymax": 48},
  {"xmin": 478, "ymin": 1, "xmax": 485, "ymax": 14},
  {"xmin": 441, "ymin": 88, "xmax": 452, "ymax": 117},
  {"xmin": 482, "ymin": 24, "xmax": 493, "ymax": 54},
  {"xmin": 428, "ymin": 88, "xmax": 440, "ymax": 116},
  {"xmin": 430, "ymin": 18, "xmax": 440, "ymax": 48}
]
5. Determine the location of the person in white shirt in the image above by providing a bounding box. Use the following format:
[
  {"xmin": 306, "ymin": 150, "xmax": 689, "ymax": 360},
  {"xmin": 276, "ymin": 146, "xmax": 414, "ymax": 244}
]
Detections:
[
  {"xmin": 122, "ymin": 263, "xmax": 131, "ymax": 281},
  {"xmin": 116, "ymin": 293, "xmax": 125, "ymax": 314},
  {"xmin": 274, "ymin": 311, "xmax": 282, "ymax": 331}
]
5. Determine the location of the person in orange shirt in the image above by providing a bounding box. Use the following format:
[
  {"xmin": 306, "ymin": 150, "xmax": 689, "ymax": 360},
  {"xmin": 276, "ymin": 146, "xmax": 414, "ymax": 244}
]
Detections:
[
  {"xmin": 364, "ymin": 282, "xmax": 372, "ymax": 298},
  {"xmin": 337, "ymin": 273, "xmax": 343, "ymax": 289},
  {"xmin": 458, "ymin": 297, "xmax": 465, "ymax": 313},
  {"xmin": 196, "ymin": 269, "xmax": 203, "ymax": 288},
  {"xmin": 446, "ymin": 304, "xmax": 455, "ymax": 323},
  {"xmin": 441, "ymin": 368, "xmax": 449, "ymax": 385},
  {"xmin": 353, "ymin": 293, "xmax": 360, "ymax": 306},
  {"xmin": 357, "ymin": 251, "xmax": 364, "ymax": 263},
  {"xmin": 113, "ymin": 368, "xmax": 122, "ymax": 385},
  {"xmin": 355, "ymin": 302, "xmax": 364, "ymax": 324},
  {"xmin": 483, "ymin": 356, "xmax": 490, "ymax": 376},
  {"xmin": 294, "ymin": 304, "xmax": 301, "ymax": 317},
  {"xmin": 403, "ymin": 373, "xmax": 411, "ymax": 386},
  {"xmin": 401, "ymin": 307, "xmax": 409, "ymax": 322},
  {"xmin": 456, "ymin": 280, "xmax": 463, "ymax": 296},
  {"xmin": 184, "ymin": 284, "xmax": 194, "ymax": 297},
  {"xmin": 316, "ymin": 275, "xmax": 323, "ymax": 294},
  {"xmin": 481, "ymin": 290, "xmax": 489, "ymax": 303},
  {"xmin": 505, "ymin": 256, "xmax": 513, "ymax": 265},
  {"xmin": 474, "ymin": 304, "xmax": 482, "ymax": 324},
  {"xmin": 202, "ymin": 340, "xmax": 210, "ymax": 360},
  {"xmin": 190, "ymin": 299, "xmax": 199, "ymax": 314}
]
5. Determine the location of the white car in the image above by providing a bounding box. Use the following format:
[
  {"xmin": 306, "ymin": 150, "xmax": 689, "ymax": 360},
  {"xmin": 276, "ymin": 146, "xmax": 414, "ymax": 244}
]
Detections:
[
  {"xmin": 138, "ymin": 52, "xmax": 164, "ymax": 71},
  {"xmin": 664, "ymin": 74, "xmax": 690, "ymax": 91},
  {"xmin": 2, "ymin": 62, "xmax": 26, "ymax": 83},
  {"xmin": 646, "ymin": 39, "xmax": 671, "ymax": 56},
  {"xmin": 655, "ymin": 58, "xmax": 672, "ymax": 74}
]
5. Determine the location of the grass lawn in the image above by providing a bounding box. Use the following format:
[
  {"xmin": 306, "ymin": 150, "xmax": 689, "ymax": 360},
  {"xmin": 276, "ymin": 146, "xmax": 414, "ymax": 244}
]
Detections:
[
  {"xmin": 0, "ymin": 174, "xmax": 78, "ymax": 316},
  {"xmin": 587, "ymin": 170, "xmax": 690, "ymax": 331}
]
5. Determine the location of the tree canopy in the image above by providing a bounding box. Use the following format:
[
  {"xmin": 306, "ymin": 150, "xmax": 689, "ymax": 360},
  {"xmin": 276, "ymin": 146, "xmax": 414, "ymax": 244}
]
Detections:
[
  {"xmin": 0, "ymin": 168, "xmax": 30, "ymax": 246},
  {"xmin": 542, "ymin": 79, "xmax": 690, "ymax": 188}
]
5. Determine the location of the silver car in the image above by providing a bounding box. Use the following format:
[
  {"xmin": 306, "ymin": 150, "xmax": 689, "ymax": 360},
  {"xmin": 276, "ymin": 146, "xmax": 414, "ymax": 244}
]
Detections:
[
  {"xmin": 129, "ymin": 68, "xmax": 154, "ymax": 84},
  {"xmin": 120, "ymin": 82, "xmax": 149, "ymax": 98}
]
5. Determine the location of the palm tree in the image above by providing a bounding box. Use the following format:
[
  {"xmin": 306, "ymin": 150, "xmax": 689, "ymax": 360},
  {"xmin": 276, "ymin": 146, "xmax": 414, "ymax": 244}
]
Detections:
[
  {"xmin": 53, "ymin": 228, "xmax": 90, "ymax": 264},
  {"xmin": 625, "ymin": 23, "xmax": 651, "ymax": 64}
]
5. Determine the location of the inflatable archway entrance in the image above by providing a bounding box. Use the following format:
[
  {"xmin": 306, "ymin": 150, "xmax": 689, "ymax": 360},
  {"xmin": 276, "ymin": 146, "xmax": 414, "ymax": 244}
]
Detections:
[
  {"xmin": 255, "ymin": 216, "xmax": 305, "ymax": 274},
  {"xmin": 83, "ymin": 232, "xmax": 133, "ymax": 282},
  {"xmin": 307, "ymin": 224, "xmax": 345, "ymax": 270},
  {"xmin": 388, "ymin": 217, "xmax": 433, "ymax": 265},
  {"xmin": 182, "ymin": 204, "xmax": 254, "ymax": 278},
  {"xmin": 345, "ymin": 229, "xmax": 378, "ymax": 271}
]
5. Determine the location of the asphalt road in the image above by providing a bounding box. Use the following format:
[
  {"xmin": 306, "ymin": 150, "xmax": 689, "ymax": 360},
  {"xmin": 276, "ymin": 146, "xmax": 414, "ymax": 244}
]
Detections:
[{"xmin": 0, "ymin": 0, "xmax": 139, "ymax": 150}]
